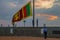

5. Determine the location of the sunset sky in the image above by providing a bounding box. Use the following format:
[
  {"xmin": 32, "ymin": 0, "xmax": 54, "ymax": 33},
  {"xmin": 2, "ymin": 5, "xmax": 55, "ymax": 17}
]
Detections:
[{"xmin": 0, "ymin": 0, "xmax": 60, "ymax": 27}]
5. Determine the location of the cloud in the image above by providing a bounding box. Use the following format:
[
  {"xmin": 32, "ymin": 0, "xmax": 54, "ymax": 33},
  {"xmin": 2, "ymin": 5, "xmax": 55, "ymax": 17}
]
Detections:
[
  {"xmin": 0, "ymin": 20, "xmax": 9, "ymax": 27},
  {"xmin": 0, "ymin": 20, "xmax": 13, "ymax": 27},
  {"xmin": 36, "ymin": 13, "xmax": 58, "ymax": 21},
  {"xmin": 55, "ymin": 2, "xmax": 60, "ymax": 6},
  {"xmin": 48, "ymin": 15, "xmax": 58, "ymax": 20},
  {"xmin": 8, "ymin": 2, "xmax": 17, "ymax": 7},
  {"xmin": 35, "ymin": 0, "xmax": 55, "ymax": 9}
]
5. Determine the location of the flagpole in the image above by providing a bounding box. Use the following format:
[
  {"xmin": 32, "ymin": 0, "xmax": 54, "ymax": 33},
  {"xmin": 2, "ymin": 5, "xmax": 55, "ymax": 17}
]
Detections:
[
  {"xmin": 33, "ymin": 0, "xmax": 35, "ymax": 28},
  {"xmin": 36, "ymin": 19, "xmax": 38, "ymax": 28},
  {"xmin": 1, "ymin": 24, "xmax": 3, "ymax": 27}
]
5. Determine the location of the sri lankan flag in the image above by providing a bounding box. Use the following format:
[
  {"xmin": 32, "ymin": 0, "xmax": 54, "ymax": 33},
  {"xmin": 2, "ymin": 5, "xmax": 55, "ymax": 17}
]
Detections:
[{"xmin": 12, "ymin": 2, "xmax": 32, "ymax": 24}]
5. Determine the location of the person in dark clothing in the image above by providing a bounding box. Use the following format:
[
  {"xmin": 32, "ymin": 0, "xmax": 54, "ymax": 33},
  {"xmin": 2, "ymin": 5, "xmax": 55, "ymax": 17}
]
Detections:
[{"xmin": 43, "ymin": 24, "xmax": 47, "ymax": 39}]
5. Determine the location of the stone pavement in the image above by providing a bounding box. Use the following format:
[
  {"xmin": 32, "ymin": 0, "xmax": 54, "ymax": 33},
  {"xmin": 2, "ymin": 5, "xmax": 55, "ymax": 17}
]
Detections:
[{"xmin": 0, "ymin": 36, "xmax": 60, "ymax": 40}]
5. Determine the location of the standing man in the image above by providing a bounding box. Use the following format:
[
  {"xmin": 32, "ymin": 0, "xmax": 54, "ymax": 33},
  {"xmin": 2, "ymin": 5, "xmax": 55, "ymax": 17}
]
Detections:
[{"xmin": 43, "ymin": 24, "xmax": 47, "ymax": 40}]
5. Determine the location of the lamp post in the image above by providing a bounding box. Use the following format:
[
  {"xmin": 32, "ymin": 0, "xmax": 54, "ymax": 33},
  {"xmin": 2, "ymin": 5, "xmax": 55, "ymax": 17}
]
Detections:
[{"xmin": 23, "ymin": 20, "xmax": 26, "ymax": 27}]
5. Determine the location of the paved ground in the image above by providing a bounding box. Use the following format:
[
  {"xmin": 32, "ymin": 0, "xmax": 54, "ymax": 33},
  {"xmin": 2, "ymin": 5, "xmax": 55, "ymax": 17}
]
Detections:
[{"xmin": 0, "ymin": 36, "xmax": 60, "ymax": 40}]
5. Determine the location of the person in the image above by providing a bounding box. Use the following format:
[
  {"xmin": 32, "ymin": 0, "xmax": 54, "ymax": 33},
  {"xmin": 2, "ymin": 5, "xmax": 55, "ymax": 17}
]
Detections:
[{"xmin": 43, "ymin": 24, "xmax": 47, "ymax": 39}]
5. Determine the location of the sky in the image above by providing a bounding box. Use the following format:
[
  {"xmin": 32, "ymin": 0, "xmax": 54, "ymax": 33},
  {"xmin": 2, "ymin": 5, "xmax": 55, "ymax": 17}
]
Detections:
[{"xmin": 0, "ymin": 0, "xmax": 60, "ymax": 27}]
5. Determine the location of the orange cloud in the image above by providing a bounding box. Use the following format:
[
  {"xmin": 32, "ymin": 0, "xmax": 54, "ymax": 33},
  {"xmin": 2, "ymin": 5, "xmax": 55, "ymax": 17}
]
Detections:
[
  {"xmin": 35, "ymin": 0, "xmax": 55, "ymax": 9},
  {"xmin": 48, "ymin": 16, "xmax": 58, "ymax": 20},
  {"xmin": 36, "ymin": 13, "xmax": 58, "ymax": 21}
]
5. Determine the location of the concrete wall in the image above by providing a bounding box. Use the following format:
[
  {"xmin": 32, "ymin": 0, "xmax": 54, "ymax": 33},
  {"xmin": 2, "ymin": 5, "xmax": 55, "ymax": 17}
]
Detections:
[{"xmin": 0, "ymin": 27, "xmax": 60, "ymax": 38}]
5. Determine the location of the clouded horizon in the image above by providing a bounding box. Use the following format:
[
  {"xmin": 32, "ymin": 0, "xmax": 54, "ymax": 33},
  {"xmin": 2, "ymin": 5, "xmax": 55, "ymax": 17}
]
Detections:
[{"xmin": 0, "ymin": 0, "xmax": 60, "ymax": 27}]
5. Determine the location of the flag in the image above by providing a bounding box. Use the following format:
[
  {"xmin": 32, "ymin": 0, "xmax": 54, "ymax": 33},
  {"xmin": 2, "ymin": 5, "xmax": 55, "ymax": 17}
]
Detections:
[{"xmin": 12, "ymin": 2, "xmax": 32, "ymax": 24}]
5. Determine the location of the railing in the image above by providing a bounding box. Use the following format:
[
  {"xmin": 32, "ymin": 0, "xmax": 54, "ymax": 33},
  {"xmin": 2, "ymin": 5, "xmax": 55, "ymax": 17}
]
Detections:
[{"xmin": 0, "ymin": 27, "xmax": 60, "ymax": 38}]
